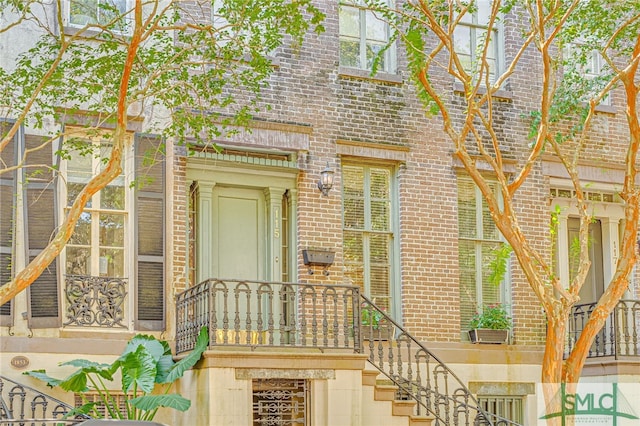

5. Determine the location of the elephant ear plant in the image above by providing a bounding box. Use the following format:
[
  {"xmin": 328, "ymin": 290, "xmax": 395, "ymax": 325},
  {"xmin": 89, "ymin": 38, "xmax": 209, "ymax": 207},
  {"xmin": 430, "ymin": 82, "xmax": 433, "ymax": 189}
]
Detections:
[{"xmin": 24, "ymin": 326, "xmax": 208, "ymax": 421}]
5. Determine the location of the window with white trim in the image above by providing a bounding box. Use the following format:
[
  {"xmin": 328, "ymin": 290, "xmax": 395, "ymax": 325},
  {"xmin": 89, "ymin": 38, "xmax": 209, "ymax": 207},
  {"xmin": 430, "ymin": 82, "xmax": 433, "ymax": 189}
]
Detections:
[
  {"xmin": 67, "ymin": 0, "xmax": 130, "ymax": 31},
  {"xmin": 339, "ymin": 0, "xmax": 396, "ymax": 73},
  {"xmin": 563, "ymin": 44, "xmax": 611, "ymax": 106},
  {"xmin": 457, "ymin": 177, "xmax": 507, "ymax": 330},
  {"xmin": 64, "ymin": 140, "xmax": 128, "ymax": 278},
  {"xmin": 342, "ymin": 162, "xmax": 396, "ymax": 311},
  {"xmin": 453, "ymin": 0, "xmax": 503, "ymax": 84}
]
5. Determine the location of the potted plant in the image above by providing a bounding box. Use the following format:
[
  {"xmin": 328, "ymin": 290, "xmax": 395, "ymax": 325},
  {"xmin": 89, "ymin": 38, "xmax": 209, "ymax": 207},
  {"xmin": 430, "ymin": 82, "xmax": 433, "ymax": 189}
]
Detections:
[
  {"xmin": 467, "ymin": 304, "xmax": 511, "ymax": 344},
  {"xmin": 361, "ymin": 303, "xmax": 392, "ymax": 340}
]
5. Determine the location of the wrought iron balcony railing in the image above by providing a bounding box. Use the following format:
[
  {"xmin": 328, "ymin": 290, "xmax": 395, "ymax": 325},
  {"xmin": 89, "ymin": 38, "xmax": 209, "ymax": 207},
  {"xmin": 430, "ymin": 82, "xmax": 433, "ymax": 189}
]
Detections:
[
  {"xmin": 64, "ymin": 275, "xmax": 128, "ymax": 328},
  {"xmin": 565, "ymin": 299, "xmax": 640, "ymax": 358},
  {"xmin": 0, "ymin": 375, "xmax": 91, "ymax": 425},
  {"xmin": 175, "ymin": 279, "xmax": 361, "ymax": 354}
]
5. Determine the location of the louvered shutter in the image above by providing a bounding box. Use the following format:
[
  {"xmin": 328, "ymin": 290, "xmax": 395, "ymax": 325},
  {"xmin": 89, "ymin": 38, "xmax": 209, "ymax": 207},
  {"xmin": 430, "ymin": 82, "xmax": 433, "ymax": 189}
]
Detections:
[
  {"xmin": 135, "ymin": 134, "xmax": 165, "ymax": 330},
  {"xmin": 25, "ymin": 134, "xmax": 60, "ymax": 327},
  {"xmin": 0, "ymin": 121, "xmax": 16, "ymax": 323}
]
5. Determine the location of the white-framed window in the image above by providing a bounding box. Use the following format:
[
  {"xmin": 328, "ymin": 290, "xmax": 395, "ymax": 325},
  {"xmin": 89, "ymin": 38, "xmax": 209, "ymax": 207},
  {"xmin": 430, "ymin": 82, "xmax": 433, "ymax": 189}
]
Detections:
[
  {"xmin": 63, "ymin": 135, "xmax": 131, "ymax": 279},
  {"xmin": 66, "ymin": 0, "xmax": 131, "ymax": 31},
  {"xmin": 563, "ymin": 44, "xmax": 611, "ymax": 106},
  {"xmin": 453, "ymin": 0, "xmax": 503, "ymax": 84},
  {"xmin": 457, "ymin": 177, "xmax": 508, "ymax": 329},
  {"xmin": 342, "ymin": 162, "xmax": 397, "ymax": 312},
  {"xmin": 339, "ymin": 0, "xmax": 396, "ymax": 73}
]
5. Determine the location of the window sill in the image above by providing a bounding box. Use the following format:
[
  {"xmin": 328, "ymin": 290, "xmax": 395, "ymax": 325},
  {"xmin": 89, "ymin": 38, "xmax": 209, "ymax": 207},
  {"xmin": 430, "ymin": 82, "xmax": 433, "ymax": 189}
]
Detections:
[
  {"xmin": 338, "ymin": 66, "xmax": 403, "ymax": 85},
  {"xmin": 62, "ymin": 25, "xmax": 131, "ymax": 38},
  {"xmin": 592, "ymin": 103, "xmax": 616, "ymax": 114},
  {"xmin": 453, "ymin": 81, "xmax": 513, "ymax": 100}
]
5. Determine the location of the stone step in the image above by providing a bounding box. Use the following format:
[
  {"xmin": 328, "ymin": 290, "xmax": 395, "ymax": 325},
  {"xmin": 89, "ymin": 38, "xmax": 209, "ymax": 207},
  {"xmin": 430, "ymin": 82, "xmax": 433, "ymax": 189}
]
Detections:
[
  {"xmin": 409, "ymin": 415, "xmax": 435, "ymax": 426},
  {"xmin": 374, "ymin": 384, "xmax": 399, "ymax": 401},
  {"xmin": 392, "ymin": 399, "xmax": 416, "ymax": 417},
  {"xmin": 362, "ymin": 369, "xmax": 380, "ymax": 386}
]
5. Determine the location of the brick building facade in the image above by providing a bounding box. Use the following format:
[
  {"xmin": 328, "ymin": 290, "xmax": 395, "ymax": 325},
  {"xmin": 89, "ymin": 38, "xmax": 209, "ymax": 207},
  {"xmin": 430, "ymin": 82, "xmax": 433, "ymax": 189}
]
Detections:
[{"xmin": 1, "ymin": 1, "xmax": 638, "ymax": 425}]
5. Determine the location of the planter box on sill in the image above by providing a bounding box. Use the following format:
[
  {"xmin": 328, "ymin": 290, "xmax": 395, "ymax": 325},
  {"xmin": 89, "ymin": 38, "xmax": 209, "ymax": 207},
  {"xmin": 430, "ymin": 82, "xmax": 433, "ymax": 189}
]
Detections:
[
  {"xmin": 468, "ymin": 328, "xmax": 509, "ymax": 344},
  {"xmin": 361, "ymin": 324, "xmax": 394, "ymax": 341}
]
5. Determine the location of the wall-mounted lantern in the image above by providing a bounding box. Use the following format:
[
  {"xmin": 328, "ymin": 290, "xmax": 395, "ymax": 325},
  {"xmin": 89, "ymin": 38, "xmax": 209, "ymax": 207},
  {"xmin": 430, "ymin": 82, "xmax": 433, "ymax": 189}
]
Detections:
[{"xmin": 317, "ymin": 163, "xmax": 335, "ymax": 196}]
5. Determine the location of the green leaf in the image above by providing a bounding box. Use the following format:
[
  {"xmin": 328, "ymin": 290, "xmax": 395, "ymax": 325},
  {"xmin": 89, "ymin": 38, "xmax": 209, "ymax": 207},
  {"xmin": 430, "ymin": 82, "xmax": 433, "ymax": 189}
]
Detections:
[
  {"xmin": 59, "ymin": 370, "xmax": 89, "ymax": 393},
  {"xmin": 129, "ymin": 394, "xmax": 191, "ymax": 412},
  {"xmin": 121, "ymin": 334, "xmax": 168, "ymax": 361},
  {"xmin": 23, "ymin": 370, "xmax": 62, "ymax": 388},
  {"xmin": 121, "ymin": 346, "xmax": 157, "ymax": 394},
  {"xmin": 163, "ymin": 326, "xmax": 209, "ymax": 384}
]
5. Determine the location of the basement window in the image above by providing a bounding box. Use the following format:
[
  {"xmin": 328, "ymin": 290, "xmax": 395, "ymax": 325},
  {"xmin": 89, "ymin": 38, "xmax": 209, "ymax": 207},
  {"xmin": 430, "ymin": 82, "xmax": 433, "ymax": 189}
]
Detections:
[{"xmin": 252, "ymin": 379, "xmax": 308, "ymax": 425}]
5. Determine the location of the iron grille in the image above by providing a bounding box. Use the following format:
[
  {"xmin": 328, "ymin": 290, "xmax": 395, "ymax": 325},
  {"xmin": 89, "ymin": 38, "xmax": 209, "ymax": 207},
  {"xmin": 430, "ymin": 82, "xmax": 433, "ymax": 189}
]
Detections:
[{"xmin": 252, "ymin": 379, "xmax": 308, "ymax": 425}]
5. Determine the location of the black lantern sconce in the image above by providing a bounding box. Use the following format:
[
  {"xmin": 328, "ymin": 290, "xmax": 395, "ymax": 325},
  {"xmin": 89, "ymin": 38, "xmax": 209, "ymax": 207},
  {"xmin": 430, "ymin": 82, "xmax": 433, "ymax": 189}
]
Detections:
[{"xmin": 317, "ymin": 163, "xmax": 335, "ymax": 196}]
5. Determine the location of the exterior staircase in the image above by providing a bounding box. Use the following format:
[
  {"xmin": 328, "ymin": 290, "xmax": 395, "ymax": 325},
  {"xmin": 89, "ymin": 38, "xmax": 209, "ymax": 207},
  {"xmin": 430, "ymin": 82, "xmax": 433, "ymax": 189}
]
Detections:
[
  {"xmin": 360, "ymin": 295, "xmax": 522, "ymax": 426},
  {"xmin": 362, "ymin": 369, "xmax": 434, "ymax": 426}
]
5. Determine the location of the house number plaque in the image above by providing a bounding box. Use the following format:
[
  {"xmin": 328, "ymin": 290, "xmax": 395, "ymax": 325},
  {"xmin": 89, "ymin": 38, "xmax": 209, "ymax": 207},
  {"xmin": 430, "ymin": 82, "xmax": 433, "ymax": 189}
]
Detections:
[{"xmin": 10, "ymin": 355, "xmax": 29, "ymax": 369}]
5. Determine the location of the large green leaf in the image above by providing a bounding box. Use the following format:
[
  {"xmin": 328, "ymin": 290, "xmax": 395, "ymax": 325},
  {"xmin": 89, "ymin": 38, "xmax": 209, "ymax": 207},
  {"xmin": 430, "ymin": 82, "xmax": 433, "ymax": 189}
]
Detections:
[
  {"xmin": 121, "ymin": 346, "xmax": 157, "ymax": 394},
  {"xmin": 23, "ymin": 370, "xmax": 62, "ymax": 388},
  {"xmin": 61, "ymin": 359, "xmax": 114, "ymax": 381},
  {"xmin": 121, "ymin": 334, "xmax": 167, "ymax": 361},
  {"xmin": 59, "ymin": 370, "xmax": 89, "ymax": 392},
  {"xmin": 129, "ymin": 394, "xmax": 191, "ymax": 412},
  {"xmin": 163, "ymin": 326, "xmax": 209, "ymax": 384}
]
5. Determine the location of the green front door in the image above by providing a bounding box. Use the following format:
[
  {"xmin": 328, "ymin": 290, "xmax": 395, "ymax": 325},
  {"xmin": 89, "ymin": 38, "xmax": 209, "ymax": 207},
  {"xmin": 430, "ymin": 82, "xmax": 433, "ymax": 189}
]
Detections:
[{"xmin": 213, "ymin": 186, "xmax": 266, "ymax": 280}]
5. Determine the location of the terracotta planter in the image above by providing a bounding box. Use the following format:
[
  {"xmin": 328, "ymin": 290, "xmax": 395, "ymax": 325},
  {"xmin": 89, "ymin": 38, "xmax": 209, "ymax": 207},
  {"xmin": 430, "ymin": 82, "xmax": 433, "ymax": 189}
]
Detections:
[{"xmin": 468, "ymin": 328, "xmax": 509, "ymax": 344}]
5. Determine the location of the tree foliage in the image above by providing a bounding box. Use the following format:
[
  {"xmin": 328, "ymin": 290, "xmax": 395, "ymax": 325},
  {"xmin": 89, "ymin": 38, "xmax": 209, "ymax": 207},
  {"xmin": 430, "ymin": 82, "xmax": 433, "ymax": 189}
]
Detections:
[
  {"xmin": 366, "ymin": 0, "xmax": 640, "ymax": 384},
  {"xmin": 0, "ymin": 0, "xmax": 324, "ymax": 304}
]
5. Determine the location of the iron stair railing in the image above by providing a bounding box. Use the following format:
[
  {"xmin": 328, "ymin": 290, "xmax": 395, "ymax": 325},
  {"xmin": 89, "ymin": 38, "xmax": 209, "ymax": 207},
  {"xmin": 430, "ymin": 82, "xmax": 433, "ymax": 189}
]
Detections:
[
  {"xmin": 359, "ymin": 296, "xmax": 522, "ymax": 426},
  {"xmin": 0, "ymin": 375, "xmax": 91, "ymax": 425}
]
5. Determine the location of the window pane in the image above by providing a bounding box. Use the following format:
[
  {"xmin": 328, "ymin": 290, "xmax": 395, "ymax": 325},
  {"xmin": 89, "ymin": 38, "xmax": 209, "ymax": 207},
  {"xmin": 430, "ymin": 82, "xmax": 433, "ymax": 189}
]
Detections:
[
  {"xmin": 459, "ymin": 239, "xmax": 477, "ymax": 328},
  {"xmin": 370, "ymin": 168, "xmax": 390, "ymax": 198},
  {"xmin": 67, "ymin": 182, "xmax": 90, "ymax": 208},
  {"xmin": 343, "ymin": 230, "xmax": 363, "ymax": 263},
  {"xmin": 67, "ymin": 246, "xmax": 90, "ymax": 275},
  {"xmin": 339, "ymin": 5, "xmax": 360, "ymax": 38},
  {"xmin": 476, "ymin": 0, "xmax": 491, "ymax": 26},
  {"xmin": 457, "ymin": 179, "xmax": 477, "ymax": 238},
  {"xmin": 340, "ymin": 40, "xmax": 361, "ymax": 68},
  {"xmin": 100, "ymin": 213, "xmax": 124, "ymax": 247},
  {"xmin": 481, "ymin": 193, "xmax": 499, "ymax": 240},
  {"xmin": 365, "ymin": 11, "xmax": 386, "ymax": 41},
  {"xmin": 366, "ymin": 43, "xmax": 386, "ymax": 71},
  {"xmin": 371, "ymin": 200, "xmax": 389, "ymax": 231},
  {"xmin": 101, "ymin": 184, "xmax": 124, "ymax": 210},
  {"xmin": 344, "ymin": 263, "xmax": 364, "ymax": 289},
  {"xmin": 70, "ymin": 212, "xmax": 91, "ymax": 245},
  {"xmin": 100, "ymin": 248, "xmax": 124, "ymax": 277},
  {"xmin": 70, "ymin": 0, "xmax": 126, "ymax": 26},
  {"xmin": 70, "ymin": 0, "xmax": 99, "ymax": 25},
  {"xmin": 343, "ymin": 166, "xmax": 364, "ymax": 197},
  {"xmin": 370, "ymin": 234, "xmax": 389, "ymax": 262},
  {"xmin": 344, "ymin": 198, "xmax": 365, "ymax": 229},
  {"xmin": 482, "ymin": 242, "xmax": 502, "ymax": 303},
  {"xmin": 370, "ymin": 264, "xmax": 389, "ymax": 301}
]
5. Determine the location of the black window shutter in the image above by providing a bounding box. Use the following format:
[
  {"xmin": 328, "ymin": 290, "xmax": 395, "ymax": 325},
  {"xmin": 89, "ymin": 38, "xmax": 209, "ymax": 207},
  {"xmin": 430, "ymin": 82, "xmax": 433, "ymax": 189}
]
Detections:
[
  {"xmin": 135, "ymin": 134, "xmax": 165, "ymax": 331},
  {"xmin": 25, "ymin": 134, "xmax": 60, "ymax": 327},
  {"xmin": 0, "ymin": 121, "xmax": 16, "ymax": 323}
]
